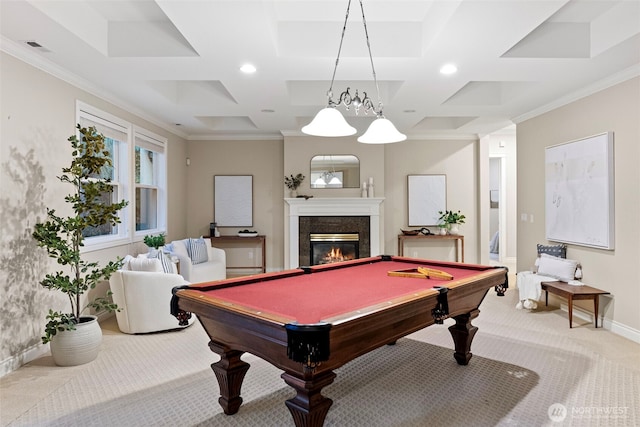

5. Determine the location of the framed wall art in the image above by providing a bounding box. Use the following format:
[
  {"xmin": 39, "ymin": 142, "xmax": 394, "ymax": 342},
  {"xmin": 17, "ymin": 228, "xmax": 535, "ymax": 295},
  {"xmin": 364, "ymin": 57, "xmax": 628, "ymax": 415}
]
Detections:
[
  {"xmin": 545, "ymin": 132, "xmax": 614, "ymax": 250},
  {"xmin": 214, "ymin": 175, "xmax": 253, "ymax": 227},
  {"xmin": 407, "ymin": 174, "xmax": 446, "ymax": 226}
]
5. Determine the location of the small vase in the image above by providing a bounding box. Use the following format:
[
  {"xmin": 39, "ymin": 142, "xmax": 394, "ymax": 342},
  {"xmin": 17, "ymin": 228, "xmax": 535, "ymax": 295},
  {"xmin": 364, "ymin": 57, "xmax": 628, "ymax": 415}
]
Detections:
[
  {"xmin": 290, "ymin": 190, "xmax": 297, "ymax": 198},
  {"xmin": 449, "ymin": 224, "xmax": 460, "ymax": 235},
  {"xmin": 439, "ymin": 227, "xmax": 447, "ymax": 235}
]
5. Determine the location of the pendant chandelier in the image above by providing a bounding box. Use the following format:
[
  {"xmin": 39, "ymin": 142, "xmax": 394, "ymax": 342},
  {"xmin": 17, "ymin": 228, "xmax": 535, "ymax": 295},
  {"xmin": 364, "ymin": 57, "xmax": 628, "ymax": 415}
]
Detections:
[{"xmin": 301, "ymin": 0, "xmax": 406, "ymax": 144}]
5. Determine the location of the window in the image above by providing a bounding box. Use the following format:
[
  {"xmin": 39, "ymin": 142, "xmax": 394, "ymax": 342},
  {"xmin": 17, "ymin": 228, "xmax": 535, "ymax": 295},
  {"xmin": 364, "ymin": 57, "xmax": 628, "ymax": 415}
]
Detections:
[
  {"xmin": 134, "ymin": 128, "xmax": 166, "ymax": 235},
  {"xmin": 77, "ymin": 102, "xmax": 167, "ymax": 250},
  {"xmin": 78, "ymin": 107, "xmax": 129, "ymax": 245}
]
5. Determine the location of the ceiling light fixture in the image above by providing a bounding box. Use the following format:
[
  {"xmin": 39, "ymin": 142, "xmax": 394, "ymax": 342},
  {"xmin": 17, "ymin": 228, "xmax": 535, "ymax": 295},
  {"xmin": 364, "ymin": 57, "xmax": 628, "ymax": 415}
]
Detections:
[
  {"xmin": 440, "ymin": 63, "xmax": 457, "ymax": 75},
  {"xmin": 240, "ymin": 63, "xmax": 257, "ymax": 74},
  {"xmin": 301, "ymin": 0, "xmax": 406, "ymax": 144}
]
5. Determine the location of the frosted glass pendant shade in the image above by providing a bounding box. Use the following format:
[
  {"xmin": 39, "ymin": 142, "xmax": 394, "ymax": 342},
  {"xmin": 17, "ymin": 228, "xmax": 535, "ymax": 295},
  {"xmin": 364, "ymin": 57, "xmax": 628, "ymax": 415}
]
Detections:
[
  {"xmin": 357, "ymin": 117, "xmax": 407, "ymax": 144},
  {"xmin": 302, "ymin": 108, "xmax": 356, "ymax": 137}
]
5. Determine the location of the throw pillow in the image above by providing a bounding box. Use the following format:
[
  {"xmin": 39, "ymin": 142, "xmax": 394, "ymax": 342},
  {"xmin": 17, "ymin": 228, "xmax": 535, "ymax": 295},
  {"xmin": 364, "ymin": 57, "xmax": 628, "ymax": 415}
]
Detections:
[
  {"xmin": 537, "ymin": 243, "xmax": 567, "ymax": 258},
  {"xmin": 149, "ymin": 249, "xmax": 177, "ymax": 274},
  {"xmin": 128, "ymin": 255, "xmax": 163, "ymax": 272},
  {"xmin": 188, "ymin": 237, "xmax": 209, "ymax": 265},
  {"xmin": 120, "ymin": 255, "xmax": 135, "ymax": 271},
  {"xmin": 537, "ymin": 253, "xmax": 579, "ymax": 282},
  {"xmin": 169, "ymin": 240, "xmax": 190, "ymax": 261}
]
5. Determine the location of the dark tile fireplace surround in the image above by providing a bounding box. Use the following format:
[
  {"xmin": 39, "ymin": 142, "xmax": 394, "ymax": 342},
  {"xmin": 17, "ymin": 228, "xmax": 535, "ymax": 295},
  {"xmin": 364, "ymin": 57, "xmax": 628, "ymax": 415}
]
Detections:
[{"xmin": 298, "ymin": 216, "xmax": 370, "ymax": 267}]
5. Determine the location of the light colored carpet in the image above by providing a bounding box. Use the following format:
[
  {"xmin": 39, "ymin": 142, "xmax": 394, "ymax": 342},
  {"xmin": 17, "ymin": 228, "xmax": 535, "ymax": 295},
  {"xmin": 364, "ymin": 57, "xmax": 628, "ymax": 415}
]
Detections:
[{"xmin": 1, "ymin": 287, "xmax": 639, "ymax": 426}]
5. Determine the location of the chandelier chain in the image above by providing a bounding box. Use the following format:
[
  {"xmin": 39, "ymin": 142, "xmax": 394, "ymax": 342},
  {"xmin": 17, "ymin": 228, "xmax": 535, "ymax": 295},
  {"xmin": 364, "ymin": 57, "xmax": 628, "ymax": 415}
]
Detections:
[
  {"xmin": 329, "ymin": 0, "xmax": 353, "ymax": 96},
  {"xmin": 326, "ymin": 0, "xmax": 382, "ymax": 116},
  {"xmin": 358, "ymin": 0, "xmax": 382, "ymax": 113}
]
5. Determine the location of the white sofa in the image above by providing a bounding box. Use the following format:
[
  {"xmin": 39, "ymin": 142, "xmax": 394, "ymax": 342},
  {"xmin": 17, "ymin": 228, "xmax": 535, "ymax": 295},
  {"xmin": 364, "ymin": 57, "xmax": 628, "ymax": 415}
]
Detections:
[
  {"xmin": 109, "ymin": 265, "xmax": 195, "ymax": 334},
  {"xmin": 167, "ymin": 238, "xmax": 226, "ymax": 283}
]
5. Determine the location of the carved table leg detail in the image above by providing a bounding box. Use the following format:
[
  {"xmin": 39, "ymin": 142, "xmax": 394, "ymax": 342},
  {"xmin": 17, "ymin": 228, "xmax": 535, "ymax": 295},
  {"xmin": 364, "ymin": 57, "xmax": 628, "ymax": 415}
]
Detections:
[
  {"xmin": 209, "ymin": 342, "xmax": 250, "ymax": 415},
  {"xmin": 281, "ymin": 370, "xmax": 337, "ymax": 427},
  {"xmin": 448, "ymin": 309, "xmax": 479, "ymax": 366}
]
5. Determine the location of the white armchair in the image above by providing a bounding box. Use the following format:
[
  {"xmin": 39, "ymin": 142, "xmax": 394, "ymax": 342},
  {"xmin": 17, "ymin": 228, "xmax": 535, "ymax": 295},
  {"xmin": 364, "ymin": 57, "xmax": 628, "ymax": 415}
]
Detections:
[
  {"xmin": 109, "ymin": 269, "xmax": 195, "ymax": 334},
  {"xmin": 167, "ymin": 238, "xmax": 226, "ymax": 283}
]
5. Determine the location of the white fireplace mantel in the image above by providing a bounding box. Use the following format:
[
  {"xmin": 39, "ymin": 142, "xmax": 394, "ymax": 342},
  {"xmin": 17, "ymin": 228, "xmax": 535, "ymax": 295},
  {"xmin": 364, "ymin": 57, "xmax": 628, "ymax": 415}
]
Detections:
[{"xmin": 285, "ymin": 197, "xmax": 384, "ymax": 268}]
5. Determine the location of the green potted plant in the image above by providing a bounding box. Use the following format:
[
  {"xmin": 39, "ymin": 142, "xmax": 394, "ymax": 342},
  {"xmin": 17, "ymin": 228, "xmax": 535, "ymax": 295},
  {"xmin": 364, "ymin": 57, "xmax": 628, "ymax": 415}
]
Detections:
[
  {"xmin": 32, "ymin": 125, "xmax": 128, "ymax": 366},
  {"xmin": 285, "ymin": 173, "xmax": 305, "ymax": 197},
  {"xmin": 143, "ymin": 233, "xmax": 166, "ymax": 250},
  {"xmin": 438, "ymin": 210, "xmax": 466, "ymax": 235}
]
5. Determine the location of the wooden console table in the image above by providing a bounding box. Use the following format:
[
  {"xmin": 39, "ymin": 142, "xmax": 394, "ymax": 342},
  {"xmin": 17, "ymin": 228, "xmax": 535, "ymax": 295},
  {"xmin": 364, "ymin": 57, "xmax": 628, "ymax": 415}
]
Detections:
[
  {"xmin": 541, "ymin": 281, "xmax": 610, "ymax": 328},
  {"xmin": 208, "ymin": 235, "xmax": 266, "ymax": 274},
  {"xmin": 397, "ymin": 234, "xmax": 464, "ymax": 263}
]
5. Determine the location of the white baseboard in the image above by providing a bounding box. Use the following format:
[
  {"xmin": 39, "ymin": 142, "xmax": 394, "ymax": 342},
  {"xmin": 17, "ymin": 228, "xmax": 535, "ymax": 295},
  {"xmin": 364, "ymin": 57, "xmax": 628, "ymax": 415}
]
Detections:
[
  {"xmin": 1, "ymin": 313, "xmax": 115, "ymax": 378},
  {"xmin": 0, "ymin": 342, "xmax": 50, "ymax": 378},
  {"xmin": 559, "ymin": 303, "xmax": 640, "ymax": 344}
]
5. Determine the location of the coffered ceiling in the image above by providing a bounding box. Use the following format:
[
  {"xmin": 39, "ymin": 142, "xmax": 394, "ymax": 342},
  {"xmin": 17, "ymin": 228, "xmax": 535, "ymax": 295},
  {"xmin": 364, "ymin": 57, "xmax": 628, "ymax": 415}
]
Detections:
[{"xmin": 1, "ymin": 0, "xmax": 639, "ymax": 140}]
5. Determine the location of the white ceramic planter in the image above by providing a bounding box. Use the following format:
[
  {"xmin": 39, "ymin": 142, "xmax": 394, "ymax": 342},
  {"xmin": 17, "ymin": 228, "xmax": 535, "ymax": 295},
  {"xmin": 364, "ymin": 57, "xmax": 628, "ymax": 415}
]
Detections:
[{"xmin": 50, "ymin": 315, "xmax": 102, "ymax": 366}]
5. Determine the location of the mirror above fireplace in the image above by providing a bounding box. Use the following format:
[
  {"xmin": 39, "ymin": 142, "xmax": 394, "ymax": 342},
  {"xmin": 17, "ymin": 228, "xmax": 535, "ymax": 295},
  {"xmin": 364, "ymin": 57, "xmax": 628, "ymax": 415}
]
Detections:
[{"xmin": 310, "ymin": 155, "xmax": 360, "ymax": 189}]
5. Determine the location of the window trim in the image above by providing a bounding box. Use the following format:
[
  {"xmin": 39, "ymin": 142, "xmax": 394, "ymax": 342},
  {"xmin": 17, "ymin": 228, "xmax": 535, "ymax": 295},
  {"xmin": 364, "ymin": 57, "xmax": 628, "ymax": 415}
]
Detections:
[
  {"xmin": 76, "ymin": 101, "xmax": 168, "ymax": 252},
  {"xmin": 133, "ymin": 126, "xmax": 167, "ymax": 241}
]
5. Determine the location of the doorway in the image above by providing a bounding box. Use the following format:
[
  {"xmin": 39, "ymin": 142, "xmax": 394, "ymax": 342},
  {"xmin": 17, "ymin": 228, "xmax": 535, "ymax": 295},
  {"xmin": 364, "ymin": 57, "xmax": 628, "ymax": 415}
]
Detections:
[{"xmin": 489, "ymin": 155, "xmax": 506, "ymax": 263}]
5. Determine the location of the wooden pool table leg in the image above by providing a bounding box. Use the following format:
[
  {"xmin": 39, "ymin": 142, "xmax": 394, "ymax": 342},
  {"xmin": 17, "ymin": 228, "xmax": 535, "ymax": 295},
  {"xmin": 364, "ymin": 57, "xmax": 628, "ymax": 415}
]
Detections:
[
  {"xmin": 282, "ymin": 370, "xmax": 336, "ymax": 427},
  {"xmin": 447, "ymin": 309, "xmax": 480, "ymax": 366},
  {"xmin": 209, "ymin": 342, "xmax": 250, "ymax": 415}
]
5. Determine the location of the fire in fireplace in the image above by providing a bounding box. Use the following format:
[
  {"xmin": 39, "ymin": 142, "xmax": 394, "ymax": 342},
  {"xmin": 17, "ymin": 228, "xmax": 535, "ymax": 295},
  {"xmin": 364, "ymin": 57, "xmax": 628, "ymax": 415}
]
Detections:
[{"xmin": 310, "ymin": 233, "xmax": 359, "ymax": 265}]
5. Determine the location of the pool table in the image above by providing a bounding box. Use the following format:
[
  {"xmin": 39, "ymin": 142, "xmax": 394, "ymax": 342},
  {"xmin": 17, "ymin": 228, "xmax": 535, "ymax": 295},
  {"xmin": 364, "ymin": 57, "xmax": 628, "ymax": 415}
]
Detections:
[{"xmin": 171, "ymin": 255, "xmax": 508, "ymax": 427}]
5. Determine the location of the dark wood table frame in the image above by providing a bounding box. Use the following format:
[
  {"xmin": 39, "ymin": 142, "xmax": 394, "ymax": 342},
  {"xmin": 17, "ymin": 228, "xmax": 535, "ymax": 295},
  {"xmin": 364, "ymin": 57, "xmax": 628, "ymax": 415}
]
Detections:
[
  {"xmin": 208, "ymin": 235, "xmax": 266, "ymax": 273},
  {"xmin": 541, "ymin": 281, "xmax": 610, "ymax": 328}
]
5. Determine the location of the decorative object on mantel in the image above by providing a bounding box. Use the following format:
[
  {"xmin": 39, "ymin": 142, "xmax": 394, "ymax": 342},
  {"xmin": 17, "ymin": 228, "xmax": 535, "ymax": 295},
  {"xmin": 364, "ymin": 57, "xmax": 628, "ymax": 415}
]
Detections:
[
  {"xmin": 367, "ymin": 176, "xmax": 375, "ymax": 198},
  {"xmin": 285, "ymin": 173, "xmax": 305, "ymax": 198},
  {"xmin": 438, "ymin": 210, "xmax": 466, "ymax": 235},
  {"xmin": 32, "ymin": 125, "xmax": 127, "ymax": 366},
  {"xmin": 238, "ymin": 229, "xmax": 258, "ymax": 237},
  {"xmin": 300, "ymin": 0, "xmax": 406, "ymax": 144}
]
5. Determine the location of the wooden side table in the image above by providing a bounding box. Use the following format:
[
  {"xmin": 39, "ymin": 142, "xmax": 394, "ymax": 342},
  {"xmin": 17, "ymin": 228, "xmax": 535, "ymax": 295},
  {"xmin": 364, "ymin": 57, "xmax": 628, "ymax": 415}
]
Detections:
[
  {"xmin": 397, "ymin": 234, "xmax": 464, "ymax": 263},
  {"xmin": 540, "ymin": 281, "xmax": 610, "ymax": 328},
  {"xmin": 208, "ymin": 235, "xmax": 266, "ymax": 274}
]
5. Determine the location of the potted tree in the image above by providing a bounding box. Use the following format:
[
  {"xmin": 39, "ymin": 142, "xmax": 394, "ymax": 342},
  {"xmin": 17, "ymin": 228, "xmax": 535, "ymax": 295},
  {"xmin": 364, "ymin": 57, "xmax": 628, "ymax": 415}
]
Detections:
[
  {"xmin": 285, "ymin": 173, "xmax": 305, "ymax": 198},
  {"xmin": 32, "ymin": 125, "xmax": 128, "ymax": 366}
]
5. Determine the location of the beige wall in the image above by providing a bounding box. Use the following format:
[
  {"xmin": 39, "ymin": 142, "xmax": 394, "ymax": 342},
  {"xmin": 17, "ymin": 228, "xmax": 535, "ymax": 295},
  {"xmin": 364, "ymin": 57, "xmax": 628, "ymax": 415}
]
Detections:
[
  {"xmin": 186, "ymin": 139, "xmax": 284, "ymax": 271},
  {"xmin": 517, "ymin": 77, "xmax": 640, "ymax": 336},
  {"xmin": 0, "ymin": 52, "xmax": 188, "ymax": 374},
  {"xmin": 384, "ymin": 138, "xmax": 481, "ymax": 262}
]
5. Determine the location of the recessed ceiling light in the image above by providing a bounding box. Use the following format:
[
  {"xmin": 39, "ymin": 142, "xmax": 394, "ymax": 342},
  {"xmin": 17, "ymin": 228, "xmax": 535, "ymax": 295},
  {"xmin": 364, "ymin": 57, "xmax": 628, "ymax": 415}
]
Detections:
[
  {"xmin": 261, "ymin": 109, "xmax": 275, "ymax": 113},
  {"xmin": 440, "ymin": 63, "xmax": 457, "ymax": 75},
  {"xmin": 403, "ymin": 109, "xmax": 416, "ymax": 113},
  {"xmin": 240, "ymin": 63, "xmax": 257, "ymax": 74}
]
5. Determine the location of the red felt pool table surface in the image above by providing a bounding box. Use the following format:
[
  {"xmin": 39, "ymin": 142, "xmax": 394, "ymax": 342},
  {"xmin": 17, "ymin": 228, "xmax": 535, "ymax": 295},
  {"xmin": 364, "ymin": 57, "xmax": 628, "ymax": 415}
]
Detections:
[{"xmin": 184, "ymin": 257, "xmax": 498, "ymax": 324}]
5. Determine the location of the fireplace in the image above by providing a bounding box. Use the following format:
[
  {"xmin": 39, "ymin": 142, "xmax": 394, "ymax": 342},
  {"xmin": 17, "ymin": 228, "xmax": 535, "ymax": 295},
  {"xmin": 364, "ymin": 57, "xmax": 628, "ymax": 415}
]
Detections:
[
  {"xmin": 285, "ymin": 197, "xmax": 384, "ymax": 269},
  {"xmin": 299, "ymin": 216, "xmax": 369, "ymax": 267},
  {"xmin": 310, "ymin": 233, "xmax": 359, "ymax": 265}
]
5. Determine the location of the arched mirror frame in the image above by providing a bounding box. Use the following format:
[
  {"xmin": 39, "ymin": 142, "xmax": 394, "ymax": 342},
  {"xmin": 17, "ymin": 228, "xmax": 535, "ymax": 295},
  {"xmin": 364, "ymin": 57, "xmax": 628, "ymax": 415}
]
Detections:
[{"xmin": 310, "ymin": 154, "xmax": 360, "ymax": 189}]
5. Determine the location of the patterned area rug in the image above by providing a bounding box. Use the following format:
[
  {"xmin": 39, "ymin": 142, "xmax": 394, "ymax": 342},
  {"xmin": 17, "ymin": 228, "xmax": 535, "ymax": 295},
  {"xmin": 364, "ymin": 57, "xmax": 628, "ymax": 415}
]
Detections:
[{"xmin": 3, "ymin": 291, "xmax": 639, "ymax": 426}]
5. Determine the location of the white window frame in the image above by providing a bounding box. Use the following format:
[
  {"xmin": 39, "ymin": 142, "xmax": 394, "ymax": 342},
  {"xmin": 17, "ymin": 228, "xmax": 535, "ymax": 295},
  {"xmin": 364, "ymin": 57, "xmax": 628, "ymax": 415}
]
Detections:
[
  {"xmin": 77, "ymin": 102, "xmax": 130, "ymax": 251},
  {"xmin": 76, "ymin": 102, "xmax": 168, "ymax": 252},
  {"xmin": 133, "ymin": 126, "xmax": 167, "ymax": 241}
]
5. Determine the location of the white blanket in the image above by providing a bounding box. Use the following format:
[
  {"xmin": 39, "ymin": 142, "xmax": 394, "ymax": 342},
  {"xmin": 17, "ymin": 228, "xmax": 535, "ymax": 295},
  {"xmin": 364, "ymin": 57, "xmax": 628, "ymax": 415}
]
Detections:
[{"xmin": 516, "ymin": 271, "xmax": 557, "ymax": 302}]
